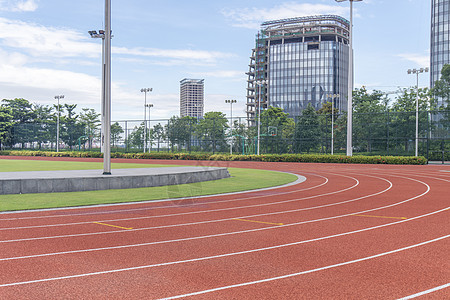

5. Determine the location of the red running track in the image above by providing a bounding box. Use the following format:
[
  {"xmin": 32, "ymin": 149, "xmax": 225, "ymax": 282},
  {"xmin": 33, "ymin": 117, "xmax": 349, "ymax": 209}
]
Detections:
[{"xmin": 0, "ymin": 157, "xmax": 449, "ymax": 299}]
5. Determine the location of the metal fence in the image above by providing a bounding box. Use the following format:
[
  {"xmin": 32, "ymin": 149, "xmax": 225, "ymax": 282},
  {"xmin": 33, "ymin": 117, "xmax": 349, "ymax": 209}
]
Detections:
[{"xmin": 7, "ymin": 110, "xmax": 450, "ymax": 161}]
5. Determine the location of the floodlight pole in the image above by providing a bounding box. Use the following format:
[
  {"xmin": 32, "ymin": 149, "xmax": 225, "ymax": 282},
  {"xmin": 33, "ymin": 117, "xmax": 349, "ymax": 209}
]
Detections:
[
  {"xmin": 408, "ymin": 67, "xmax": 429, "ymax": 157},
  {"xmin": 327, "ymin": 94, "xmax": 340, "ymax": 155},
  {"xmin": 88, "ymin": 30, "xmax": 106, "ymax": 153},
  {"xmin": 140, "ymin": 88, "xmax": 152, "ymax": 153},
  {"xmin": 255, "ymin": 80, "xmax": 266, "ymax": 155},
  {"xmin": 103, "ymin": 0, "xmax": 112, "ymax": 175},
  {"xmin": 336, "ymin": 0, "xmax": 362, "ymax": 156},
  {"xmin": 225, "ymin": 99, "xmax": 237, "ymax": 155},
  {"xmin": 55, "ymin": 95, "xmax": 64, "ymax": 152},
  {"xmin": 146, "ymin": 103, "xmax": 153, "ymax": 152}
]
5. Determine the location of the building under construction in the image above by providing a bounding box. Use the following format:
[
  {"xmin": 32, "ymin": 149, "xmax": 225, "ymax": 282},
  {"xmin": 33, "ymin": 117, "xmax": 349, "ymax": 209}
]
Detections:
[{"xmin": 246, "ymin": 15, "xmax": 350, "ymax": 124}]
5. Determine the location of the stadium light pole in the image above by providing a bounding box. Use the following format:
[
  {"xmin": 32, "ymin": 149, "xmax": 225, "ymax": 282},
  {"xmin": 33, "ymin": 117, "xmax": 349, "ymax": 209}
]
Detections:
[
  {"xmin": 140, "ymin": 88, "xmax": 152, "ymax": 153},
  {"xmin": 327, "ymin": 94, "xmax": 340, "ymax": 155},
  {"xmin": 407, "ymin": 67, "xmax": 429, "ymax": 157},
  {"xmin": 88, "ymin": 29, "xmax": 105, "ymax": 153},
  {"xmin": 102, "ymin": 0, "xmax": 112, "ymax": 175},
  {"xmin": 336, "ymin": 0, "xmax": 362, "ymax": 156},
  {"xmin": 225, "ymin": 99, "xmax": 237, "ymax": 155},
  {"xmin": 55, "ymin": 95, "xmax": 64, "ymax": 152},
  {"xmin": 255, "ymin": 80, "xmax": 267, "ymax": 155},
  {"xmin": 145, "ymin": 103, "xmax": 153, "ymax": 152}
]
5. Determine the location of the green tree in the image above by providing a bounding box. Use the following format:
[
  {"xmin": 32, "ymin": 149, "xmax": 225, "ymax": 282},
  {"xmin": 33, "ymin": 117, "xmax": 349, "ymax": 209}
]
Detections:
[
  {"xmin": 317, "ymin": 101, "xmax": 340, "ymax": 153},
  {"xmin": 294, "ymin": 103, "xmax": 320, "ymax": 153},
  {"xmin": 111, "ymin": 122, "xmax": 124, "ymax": 148},
  {"xmin": 152, "ymin": 123, "xmax": 166, "ymax": 152},
  {"xmin": 432, "ymin": 64, "xmax": 450, "ymax": 109},
  {"xmin": 351, "ymin": 88, "xmax": 389, "ymax": 153},
  {"xmin": 259, "ymin": 107, "xmax": 294, "ymax": 153},
  {"xmin": 32, "ymin": 104, "xmax": 54, "ymax": 150},
  {"xmin": 79, "ymin": 108, "xmax": 100, "ymax": 150},
  {"xmin": 125, "ymin": 123, "xmax": 145, "ymax": 150},
  {"xmin": 0, "ymin": 106, "xmax": 13, "ymax": 149},
  {"xmin": 165, "ymin": 116, "xmax": 196, "ymax": 151},
  {"xmin": 390, "ymin": 87, "xmax": 435, "ymax": 154},
  {"xmin": 196, "ymin": 112, "xmax": 228, "ymax": 153},
  {"xmin": 2, "ymin": 98, "xmax": 36, "ymax": 148}
]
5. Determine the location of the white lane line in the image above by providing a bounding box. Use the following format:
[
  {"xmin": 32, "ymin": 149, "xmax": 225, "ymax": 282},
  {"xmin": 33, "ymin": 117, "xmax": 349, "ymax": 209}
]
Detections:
[
  {"xmin": 397, "ymin": 283, "xmax": 450, "ymax": 299},
  {"xmin": 1, "ymin": 231, "xmax": 448, "ymax": 290},
  {"xmin": 2, "ymin": 174, "xmax": 389, "ymax": 244},
  {"xmin": 1, "ymin": 189, "xmax": 444, "ymax": 265},
  {"xmin": 159, "ymin": 235, "xmax": 450, "ymax": 300},
  {"xmin": 0, "ymin": 173, "xmax": 355, "ymax": 231},
  {"xmin": 0, "ymin": 173, "xmax": 313, "ymax": 220},
  {"xmin": 0, "ymin": 172, "xmax": 427, "ymax": 247}
]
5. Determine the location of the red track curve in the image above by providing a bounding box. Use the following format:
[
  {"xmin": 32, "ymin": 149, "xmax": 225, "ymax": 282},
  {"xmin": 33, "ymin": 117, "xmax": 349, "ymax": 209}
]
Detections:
[{"xmin": 0, "ymin": 156, "xmax": 449, "ymax": 299}]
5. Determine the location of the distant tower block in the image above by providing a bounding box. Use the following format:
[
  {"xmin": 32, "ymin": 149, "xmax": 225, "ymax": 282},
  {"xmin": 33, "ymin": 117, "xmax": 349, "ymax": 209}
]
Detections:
[{"xmin": 180, "ymin": 78, "xmax": 204, "ymax": 118}]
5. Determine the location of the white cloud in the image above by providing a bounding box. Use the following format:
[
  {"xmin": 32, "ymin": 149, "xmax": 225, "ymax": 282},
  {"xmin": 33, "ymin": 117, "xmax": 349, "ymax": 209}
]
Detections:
[
  {"xmin": 222, "ymin": 2, "xmax": 348, "ymax": 29},
  {"xmin": 188, "ymin": 70, "xmax": 245, "ymax": 79},
  {"xmin": 397, "ymin": 53, "xmax": 430, "ymax": 67},
  {"xmin": 0, "ymin": 17, "xmax": 98, "ymax": 58},
  {"xmin": 0, "ymin": 17, "xmax": 234, "ymax": 66},
  {"xmin": 0, "ymin": 0, "xmax": 38, "ymax": 12}
]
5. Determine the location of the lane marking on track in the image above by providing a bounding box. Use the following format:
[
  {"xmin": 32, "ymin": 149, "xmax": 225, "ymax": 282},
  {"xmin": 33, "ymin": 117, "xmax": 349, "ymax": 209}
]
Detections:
[
  {"xmin": 397, "ymin": 283, "xmax": 450, "ymax": 299},
  {"xmin": 0, "ymin": 173, "xmax": 350, "ymax": 232},
  {"xmin": 1, "ymin": 232, "xmax": 447, "ymax": 290},
  {"xmin": 232, "ymin": 218, "xmax": 284, "ymax": 226},
  {"xmin": 159, "ymin": 235, "xmax": 450, "ymax": 299},
  {"xmin": 92, "ymin": 222, "xmax": 133, "ymax": 230},
  {"xmin": 351, "ymin": 214, "xmax": 407, "ymax": 220}
]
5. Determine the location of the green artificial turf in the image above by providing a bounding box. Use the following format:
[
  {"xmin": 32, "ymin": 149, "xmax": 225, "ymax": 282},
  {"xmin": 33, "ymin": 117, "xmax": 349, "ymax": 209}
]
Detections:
[{"xmin": 0, "ymin": 160, "xmax": 298, "ymax": 211}]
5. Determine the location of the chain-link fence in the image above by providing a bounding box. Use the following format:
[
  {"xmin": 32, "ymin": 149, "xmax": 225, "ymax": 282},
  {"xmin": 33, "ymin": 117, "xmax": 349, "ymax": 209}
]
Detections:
[{"xmin": 6, "ymin": 111, "xmax": 450, "ymax": 162}]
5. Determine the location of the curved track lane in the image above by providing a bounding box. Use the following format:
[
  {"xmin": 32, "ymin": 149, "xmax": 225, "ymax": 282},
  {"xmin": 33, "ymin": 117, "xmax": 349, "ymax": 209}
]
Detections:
[{"xmin": 0, "ymin": 158, "xmax": 449, "ymax": 299}]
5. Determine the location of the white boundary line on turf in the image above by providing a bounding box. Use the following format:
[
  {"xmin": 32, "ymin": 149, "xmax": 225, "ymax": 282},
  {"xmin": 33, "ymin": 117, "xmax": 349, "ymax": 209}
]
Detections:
[
  {"xmin": 397, "ymin": 283, "xmax": 450, "ymax": 299},
  {"xmin": 0, "ymin": 172, "xmax": 307, "ymax": 218},
  {"xmin": 0, "ymin": 214, "xmax": 447, "ymax": 288}
]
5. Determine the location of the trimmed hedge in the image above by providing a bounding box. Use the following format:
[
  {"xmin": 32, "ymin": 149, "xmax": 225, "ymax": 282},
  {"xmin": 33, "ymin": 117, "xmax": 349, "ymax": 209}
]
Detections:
[{"xmin": 0, "ymin": 150, "xmax": 428, "ymax": 165}]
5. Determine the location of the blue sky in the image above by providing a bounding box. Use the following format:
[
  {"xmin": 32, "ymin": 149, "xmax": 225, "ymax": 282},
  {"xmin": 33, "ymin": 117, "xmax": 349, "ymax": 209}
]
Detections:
[{"xmin": 0, "ymin": 0, "xmax": 431, "ymax": 121}]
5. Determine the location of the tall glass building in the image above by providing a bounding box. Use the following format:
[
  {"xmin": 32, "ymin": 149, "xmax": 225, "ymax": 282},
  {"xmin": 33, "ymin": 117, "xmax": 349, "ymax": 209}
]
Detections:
[
  {"xmin": 431, "ymin": 0, "xmax": 450, "ymax": 106},
  {"xmin": 246, "ymin": 15, "xmax": 350, "ymax": 123}
]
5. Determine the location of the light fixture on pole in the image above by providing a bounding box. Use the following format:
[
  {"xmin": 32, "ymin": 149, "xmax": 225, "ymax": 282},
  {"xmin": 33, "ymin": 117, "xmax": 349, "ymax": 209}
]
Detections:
[
  {"xmin": 55, "ymin": 95, "xmax": 64, "ymax": 152},
  {"xmin": 255, "ymin": 80, "xmax": 267, "ymax": 155},
  {"xmin": 98, "ymin": 0, "xmax": 113, "ymax": 175},
  {"xmin": 88, "ymin": 29, "xmax": 106, "ymax": 153},
  {"xmin": 145, "ymin": 103, "xmax": 153, "ymax": 152},
  {"xmin": 336, "ymin": 0, "xmax": 362, "ymax": 157},
  {"xmin": 407, "ymin": 67, "xmax": 429, "ymax": 157},
  {"xmin": 225, "ymin": 99, "xmax": 237, "ymax": 155},
  {"xmin": 140, "ymin": 88, "xmax": 152, "ymax": 153},
  {"xmin": 326, "ymin": 94, "xmax": 340, "ymax": 155}
]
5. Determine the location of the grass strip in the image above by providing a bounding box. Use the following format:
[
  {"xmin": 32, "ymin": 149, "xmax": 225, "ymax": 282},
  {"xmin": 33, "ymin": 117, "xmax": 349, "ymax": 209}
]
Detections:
[{"xmin": 0, "ymin": 160, "xmax": 297, "ymax": 211}]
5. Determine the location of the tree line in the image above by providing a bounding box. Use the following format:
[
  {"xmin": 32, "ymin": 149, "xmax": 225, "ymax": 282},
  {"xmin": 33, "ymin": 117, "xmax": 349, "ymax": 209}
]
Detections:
[{"xmin": 1, "ymin": 65, "xmax": 449, "ymax": 155}]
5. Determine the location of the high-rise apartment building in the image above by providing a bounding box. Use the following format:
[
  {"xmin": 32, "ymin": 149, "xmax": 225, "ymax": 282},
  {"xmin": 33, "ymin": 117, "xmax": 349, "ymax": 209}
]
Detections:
[
  {"xmin": 180, "ymin": 78, "xmax": 204, "ymax": 118},
  {"xmin": 246, "ymin": 15, "xmax": 350, "ymax": 123},
  {"xmin": 431, "ymin": 0, "xmax": 450, "ymax": 106}
]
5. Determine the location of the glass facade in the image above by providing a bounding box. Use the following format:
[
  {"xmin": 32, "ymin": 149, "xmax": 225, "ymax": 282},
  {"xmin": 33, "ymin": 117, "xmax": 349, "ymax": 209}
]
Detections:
[
  {"xmin": 246, "ymin": 15, "xmax": 350, "ymax": 122},
  {"xmin": 268, "ymin": 41, "xmax": 348, "ymax": 115},
  {"xmin": 431, "ymin": 0, "xmax": 450, "ymax": 106}
]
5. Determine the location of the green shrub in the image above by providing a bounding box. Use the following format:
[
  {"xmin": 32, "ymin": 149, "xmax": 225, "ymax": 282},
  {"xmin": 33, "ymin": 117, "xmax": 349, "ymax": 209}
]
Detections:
[{"xmin": 0, "ymin": 150, "xmax": 428, "ymax": 165}]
